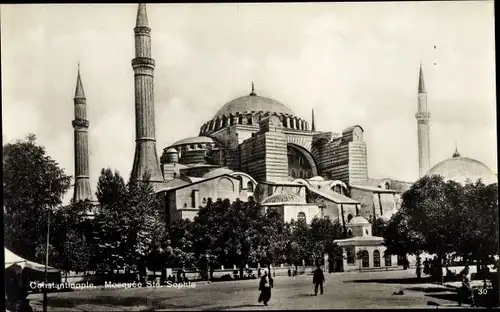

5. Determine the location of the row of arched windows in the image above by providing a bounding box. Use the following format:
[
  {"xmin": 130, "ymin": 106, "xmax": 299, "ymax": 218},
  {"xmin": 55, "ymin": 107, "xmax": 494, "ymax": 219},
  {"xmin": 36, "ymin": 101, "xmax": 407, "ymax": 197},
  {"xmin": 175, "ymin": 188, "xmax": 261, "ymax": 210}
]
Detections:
[
  {"xmin": 346, "ymin": 249, "xmax": 392, "ymax": 268},
  {"xmin": 289, "ymin": 168, "xmax": 313, "ymax": 179},
  {"xmin": 201, "ymin": 114, "xmax": 310, "ymax": 134}
]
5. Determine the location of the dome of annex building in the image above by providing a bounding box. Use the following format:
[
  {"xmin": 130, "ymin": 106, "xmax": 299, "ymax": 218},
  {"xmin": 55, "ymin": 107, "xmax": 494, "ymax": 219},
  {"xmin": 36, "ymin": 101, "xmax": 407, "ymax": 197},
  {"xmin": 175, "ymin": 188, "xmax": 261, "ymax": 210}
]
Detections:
[
  {"xmin": 261, "ymin": 193, "xmax": 304, "ymax": 205},
  {"xmin": 349, "ymin": 216, "xmax": 370, "ymax": 225},
  {"xmin": 426, "ymin": 149, "xmax": 497, "ymax": 186},
  {"xmin": 200, "ymin": 83, "xmax": 311, "ymax": 135}
]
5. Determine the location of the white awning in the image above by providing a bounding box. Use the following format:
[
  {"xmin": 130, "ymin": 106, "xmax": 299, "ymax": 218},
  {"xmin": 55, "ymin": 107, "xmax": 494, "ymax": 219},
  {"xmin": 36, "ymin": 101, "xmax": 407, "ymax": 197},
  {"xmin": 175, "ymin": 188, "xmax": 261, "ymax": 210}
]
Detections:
[{"xmin": 5, "ymin": 248, "xmax": 58, "ymax": 272}]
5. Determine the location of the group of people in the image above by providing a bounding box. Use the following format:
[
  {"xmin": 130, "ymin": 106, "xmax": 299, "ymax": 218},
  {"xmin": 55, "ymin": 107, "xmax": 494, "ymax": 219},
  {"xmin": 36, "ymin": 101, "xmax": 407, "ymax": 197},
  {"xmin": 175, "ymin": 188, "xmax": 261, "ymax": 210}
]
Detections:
[
  {"xmin": 257, "ymin": 263, "xmax": 326, "ymax": 306},
  {"xmin": 287, "ymin": 266, "xmax": 298, "ymax": 277},
  {"xmin": 5, "ymin": 264, "xmax": 33, "ymax": 312}
]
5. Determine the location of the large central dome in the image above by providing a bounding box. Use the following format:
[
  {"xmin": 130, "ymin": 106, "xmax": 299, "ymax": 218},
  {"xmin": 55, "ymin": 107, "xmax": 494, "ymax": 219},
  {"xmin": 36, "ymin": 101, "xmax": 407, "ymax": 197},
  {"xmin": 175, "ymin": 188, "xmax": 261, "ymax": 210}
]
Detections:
[
  {"xmin": 214, "ymin": 93, "xmax": 295, "ymax": 118},
  {"xmin": 199, "ymin": 83, "xmax": 310, "ymax": 136}
]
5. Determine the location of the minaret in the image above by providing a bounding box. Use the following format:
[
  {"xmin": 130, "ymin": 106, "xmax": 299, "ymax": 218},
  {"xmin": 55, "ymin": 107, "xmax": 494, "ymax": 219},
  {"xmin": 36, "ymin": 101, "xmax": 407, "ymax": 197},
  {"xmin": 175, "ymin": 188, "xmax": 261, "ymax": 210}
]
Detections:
[
  {"xmin": 72, "ymin": 64, "xmax": 94, "ymax": 203},
  {"xmin": 415, "ymin": 62, "xmax": 431, "ymax": 178},
  {"xmin": 311, "ymin": 107, "xmax": 316, "ymax": 132},
  {"xmin": 131, "ymin": 3, "xmax": 163, "ymax": 183}
]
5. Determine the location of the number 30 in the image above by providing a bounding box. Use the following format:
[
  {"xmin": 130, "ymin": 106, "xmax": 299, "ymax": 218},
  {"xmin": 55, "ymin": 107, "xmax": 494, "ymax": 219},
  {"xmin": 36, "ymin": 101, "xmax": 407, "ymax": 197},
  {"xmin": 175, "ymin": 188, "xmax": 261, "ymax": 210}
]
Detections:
[{"xmin": 478, "ymin": 288, "xmax": 488, "ymax": 295}]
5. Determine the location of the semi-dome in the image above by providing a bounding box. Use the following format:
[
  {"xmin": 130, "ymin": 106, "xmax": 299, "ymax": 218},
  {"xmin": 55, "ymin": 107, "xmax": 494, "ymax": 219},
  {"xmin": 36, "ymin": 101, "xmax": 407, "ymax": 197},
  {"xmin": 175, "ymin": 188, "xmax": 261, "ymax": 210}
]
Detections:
[
  {"xmin": 261, "ymin": 193, "xmax": 304, "ymax": 205},
  {"xmin": 203, "ymin": 167, "xmax": 234, "ymax": 179},
  {"xmin": 170, "ymin": 136, "xmax": 216, "ymax": 147},
  {"xmin": 426, "ymin": 150, "xmax": 497, "ymax": 185}
]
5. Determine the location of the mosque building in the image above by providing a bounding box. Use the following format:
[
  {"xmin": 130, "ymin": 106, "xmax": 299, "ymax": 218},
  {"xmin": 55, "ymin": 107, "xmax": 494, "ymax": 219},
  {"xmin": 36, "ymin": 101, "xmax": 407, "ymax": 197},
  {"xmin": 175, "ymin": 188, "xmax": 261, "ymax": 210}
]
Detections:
[{"xmin": 68, "ymin": 4, "xmax": 496, "ymax": 271}]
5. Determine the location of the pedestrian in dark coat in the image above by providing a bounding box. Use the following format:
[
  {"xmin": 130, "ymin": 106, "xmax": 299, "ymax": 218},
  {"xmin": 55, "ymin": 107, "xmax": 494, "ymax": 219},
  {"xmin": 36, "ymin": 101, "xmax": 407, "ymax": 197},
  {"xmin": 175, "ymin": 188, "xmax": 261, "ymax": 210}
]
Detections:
[
  {"xmin": 258, "ymin": 268, "xmax": 262, "ymax": 278},
  {"xmin": 312, "ymin": 264, "xmax": 325, "ymax": 295},
  {"xmin": 258, "ymin": 270, "xmax": 273, "ymax": 306},
  {"xmin": 288, "ymin": 268, "xmax": 291, "ymax": 277}
]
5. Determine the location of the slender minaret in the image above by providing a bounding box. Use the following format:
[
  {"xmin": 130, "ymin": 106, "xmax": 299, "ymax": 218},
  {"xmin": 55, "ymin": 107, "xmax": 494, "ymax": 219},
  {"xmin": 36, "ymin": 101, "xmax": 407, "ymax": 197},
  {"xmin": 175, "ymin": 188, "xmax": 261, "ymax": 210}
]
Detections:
[
  {"xmin": 311, "ymin": 107, "xmax": 316, "ymax": 132},
  {"xmin": 131, "ymin": 3, "xmax": 163, "ymax": 183},
  {"xmin": 72, "ymin": 64, "xmax": 94, "ymax": 203},
  {"xmin": 415, "ymin": 62, "xmax": 431, "ymax": 178}
]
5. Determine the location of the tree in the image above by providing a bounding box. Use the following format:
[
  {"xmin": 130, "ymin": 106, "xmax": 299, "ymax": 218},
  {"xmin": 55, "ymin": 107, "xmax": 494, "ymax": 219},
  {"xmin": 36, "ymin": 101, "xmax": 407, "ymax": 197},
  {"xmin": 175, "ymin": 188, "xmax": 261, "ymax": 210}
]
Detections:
[
  {"xmin": 256, "ymin": 207, "xmax": 290, "ymax": 271},
  {"xmin": 371, "ymin": 217, "xmax": 387, "ymax": 237},
  {"xmin": 309, "ymin": 216, "xmax": 344, "ymax": 265},
  {"xmin": 287, "ymin": 218, "xmax": 310, "ymax": 265},
  {"xmin": 223, "ymin": 199, "xmax": 262, "ymax": 278},
  {"xmin": 455, "ymin": 181, "xmax": 498, "ymax": 270},
  {"xmin": 92, "ymin": 170, "xmax": 164, "ymax": 278},
  {"xmin": 3, "ymin": 134, "xmax": 72, "ymax": 261},
  {"xmin": 192, "ymin": 197, "xmax": 230, "ymax": 277}
]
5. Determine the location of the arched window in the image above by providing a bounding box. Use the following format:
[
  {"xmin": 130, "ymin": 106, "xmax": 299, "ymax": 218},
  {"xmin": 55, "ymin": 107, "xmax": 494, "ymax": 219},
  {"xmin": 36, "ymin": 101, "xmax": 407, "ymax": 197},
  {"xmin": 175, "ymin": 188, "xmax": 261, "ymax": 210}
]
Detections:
[
  {"xmin": 238, "ymin": 115, "xmax": 243, "ymax": 124},
  {"xmin": 306, "ymin": 169, "xmax": 312, "ymax": 178},
  {"xmin": 347, "ymin": 229, "xmax": 353, "ymax": 237},
  {"xmin": 346, "ymin": 248, "xmax": 355, "ymax": 264},
  {"xmin": 197, "ymin": 144, "xmax": 203, "ymax": 149},
  {"xmin": 347, "ymin": 214, "xmax": 353, "ymax": 223},
  {"xmin": 247, "ymin": 117, "xmax": 252, "ymax": 125},
  {"xmin": 361, "ymin": 250, "xmax": 369, "ymax": 268},
  {"xmin": 183, "ymin": 203, "xmax": 188, "ymax": 208},
  {"xmin": 373, "ymin": 250, "xmax": 380, "ymax": 267},
  {"xmin": 299, "ymin": 157, "xmax": 304, "ymax": 165},
  {"xmin": 385, "ymin": 182, "xmax": 390, "ymax": 189},
  {"xmin": 297, "ymin": 212, "xmax": 306, "ymax": 222},
  {"xmin": 247, "ymin": 181, "xmax": 254, "ymax": 192},
  {"xmin": 298, "ymin": 169, "xmax": 304, "ymax": 178},
  {"xmin": 202, "ymin": 198, "xmax": 207, "ymax": 205},
  {"xmin": 290, "ymin": 168, "xmax": 297, "ymax": 178},
  {"xmin": 384, "ymin": 253, "xmax": 392, "ymax": 267}
]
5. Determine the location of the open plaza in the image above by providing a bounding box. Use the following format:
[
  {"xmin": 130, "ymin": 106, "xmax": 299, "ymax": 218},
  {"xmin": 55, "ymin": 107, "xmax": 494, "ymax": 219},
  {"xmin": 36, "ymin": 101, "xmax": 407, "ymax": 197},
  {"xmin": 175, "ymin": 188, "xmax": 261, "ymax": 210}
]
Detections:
[{"xmin": 27, "ymin": 270, "xmax": 477, "ymax": 311}]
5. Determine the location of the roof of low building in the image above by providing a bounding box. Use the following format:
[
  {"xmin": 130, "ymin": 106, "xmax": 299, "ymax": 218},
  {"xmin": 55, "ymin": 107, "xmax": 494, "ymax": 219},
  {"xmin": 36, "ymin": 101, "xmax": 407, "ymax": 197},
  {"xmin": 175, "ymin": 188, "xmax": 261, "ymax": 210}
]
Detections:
[
  {"xmin": 350, "ymin": 184, "xmax": 399, "ymax": 194},
  {"xmin": 261, "ymin": 193, "xmax": 305, "ymax": 205},
  {"xmin": 308, "ymin": 186, "xmax": 359, "ymax": 205}
]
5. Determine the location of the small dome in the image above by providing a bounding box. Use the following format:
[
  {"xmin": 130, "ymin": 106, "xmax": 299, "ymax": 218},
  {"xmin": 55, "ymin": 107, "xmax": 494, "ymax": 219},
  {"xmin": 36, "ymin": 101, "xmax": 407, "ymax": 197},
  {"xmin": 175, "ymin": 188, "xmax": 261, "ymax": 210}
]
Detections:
[
  {"xmin": 261, "ymin": 193, "xmax": 304, "ymax": 205},
  {"xmin": 426, "ymin": 155, "xmax": 497, "ymax": 185},
  {"xmin": 170, "ymin": 136, "xmax": 216, "ymax": 147},
  {"xmin": 309, "ymin": 176, "xmax": 325, "ymax": 181},
  {"xmin": 166, "ymin": 147, "xmax": 178, "ymax": 154},
  {"xmin": 203, "ymin": 167, "xmax": 234, "ymax": 179},
  {"xmin": 349, "ymin": 216, "xmax": 370, "ymax": 225}
]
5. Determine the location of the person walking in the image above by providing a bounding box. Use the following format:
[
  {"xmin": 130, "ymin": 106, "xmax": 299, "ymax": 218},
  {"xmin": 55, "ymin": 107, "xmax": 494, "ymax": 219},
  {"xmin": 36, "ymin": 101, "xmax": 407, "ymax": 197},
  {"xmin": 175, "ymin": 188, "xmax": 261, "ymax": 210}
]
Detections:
[
  {"xmin": 258, "ymin": 268, "xmax": 262, "ymax": 278},
  {"xmin": 458, "ymin": 266, "xmax": 475, "ymax": 307},
  {"xmin": 313, "ymin": 263, "xmax": 325, "ymax": 296},
  {"xmin": 258, "ymin": 270, "xmax": 273, "ymax": 306},
  {"xmin": 288, "ymin": 267, "xmax": 291, "ymax": 277}
]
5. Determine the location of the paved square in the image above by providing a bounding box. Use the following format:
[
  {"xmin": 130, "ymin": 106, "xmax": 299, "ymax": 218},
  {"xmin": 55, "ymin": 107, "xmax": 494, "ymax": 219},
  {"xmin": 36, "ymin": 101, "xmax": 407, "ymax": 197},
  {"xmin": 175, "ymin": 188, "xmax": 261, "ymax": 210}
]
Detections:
[{"xmin": 26, "ymin": 270, "xmax": 467, "ymax": 311}]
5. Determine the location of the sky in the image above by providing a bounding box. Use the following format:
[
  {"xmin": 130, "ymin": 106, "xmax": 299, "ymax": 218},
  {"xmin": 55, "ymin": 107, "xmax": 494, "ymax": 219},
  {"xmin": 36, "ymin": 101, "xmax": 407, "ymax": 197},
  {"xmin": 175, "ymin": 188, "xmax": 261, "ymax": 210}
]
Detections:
[{"xmin": 2, "ymin": 2, "xmax": 496, "ymax": 205}]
